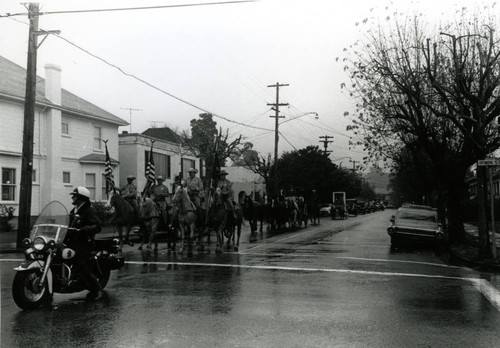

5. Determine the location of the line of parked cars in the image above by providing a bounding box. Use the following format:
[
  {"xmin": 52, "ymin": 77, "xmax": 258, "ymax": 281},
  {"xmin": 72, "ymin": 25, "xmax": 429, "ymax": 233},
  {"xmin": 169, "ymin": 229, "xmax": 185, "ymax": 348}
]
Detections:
[{"xmin": 319, "ymin": 200, "xmax": 387, "ymax": 217}]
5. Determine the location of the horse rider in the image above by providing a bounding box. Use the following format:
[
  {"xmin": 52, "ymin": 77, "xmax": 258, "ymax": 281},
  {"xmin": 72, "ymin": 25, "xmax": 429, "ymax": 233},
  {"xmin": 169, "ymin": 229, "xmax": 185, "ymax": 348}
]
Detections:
[
  {"xmin": 185, "ymin": 168, "xmax": 204, "ymax": 212},
  {"xmin": 119, "ymin": 175, "xmax": 140, "ymax": 219},
  {"xmin": 67, "ymin": 186, "xmax": 104, "ymax": 301},
  {"xmin": 170, "ymin": 174, "xmax": 183, "ymax": 229},
  {"xmin": 150, "ymin": 175, "xmax": 171, "ymax": 227},
  {"xmin": 217, "ymin": 170, "xmax": 237, "ymax": 220}
]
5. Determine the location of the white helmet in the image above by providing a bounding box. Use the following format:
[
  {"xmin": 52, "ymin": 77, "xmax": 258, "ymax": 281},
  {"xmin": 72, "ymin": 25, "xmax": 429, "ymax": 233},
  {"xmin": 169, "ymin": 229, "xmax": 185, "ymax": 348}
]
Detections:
[{"xmin": 70, "ymin": 186, "xmax": 91, "ymax": 199}]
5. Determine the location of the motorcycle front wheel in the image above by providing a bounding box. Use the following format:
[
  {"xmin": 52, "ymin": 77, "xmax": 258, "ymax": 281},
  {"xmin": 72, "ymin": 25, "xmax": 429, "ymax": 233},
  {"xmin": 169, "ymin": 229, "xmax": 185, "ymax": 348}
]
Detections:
[
  {"xmin": 12, "ymin": 270, "xmax": 50, "ymax": 310},
  {"xmin": 98, "ymin": 270, "xmax": 110, "ymax": 289}
]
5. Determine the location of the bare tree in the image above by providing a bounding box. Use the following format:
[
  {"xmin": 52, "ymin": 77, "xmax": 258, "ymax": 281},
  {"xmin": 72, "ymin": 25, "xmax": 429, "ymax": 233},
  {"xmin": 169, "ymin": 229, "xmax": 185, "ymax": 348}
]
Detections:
[
  {"xmin": 181, "ymin": 113, "xmax": 243, "ymax": 190},
  {"xmin": 342, "ymin": 5, "xmax": 500, "ymax": 256}
]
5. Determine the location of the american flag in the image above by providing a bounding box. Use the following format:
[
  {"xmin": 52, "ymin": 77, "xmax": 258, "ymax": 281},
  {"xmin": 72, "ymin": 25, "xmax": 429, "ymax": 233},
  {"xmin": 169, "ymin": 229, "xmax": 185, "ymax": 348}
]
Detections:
[
  {"xmin": 144, "ymin": 142, "xmax": 156, "ymax": 196},
  {"xmin": 103, "ymin": 140, "xmax": 115, "ymax": 193}
]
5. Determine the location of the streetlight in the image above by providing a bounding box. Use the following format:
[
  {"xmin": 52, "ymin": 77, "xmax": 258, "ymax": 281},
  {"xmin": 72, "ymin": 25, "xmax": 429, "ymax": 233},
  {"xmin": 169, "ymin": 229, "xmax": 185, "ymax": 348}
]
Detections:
[
  {"xmin": 280, "ymin": 112, "xmax": 319, "ymax": 125},
  {"xmin": 332, "ymin": 156, "xmax": 353, "ymax": 169}
]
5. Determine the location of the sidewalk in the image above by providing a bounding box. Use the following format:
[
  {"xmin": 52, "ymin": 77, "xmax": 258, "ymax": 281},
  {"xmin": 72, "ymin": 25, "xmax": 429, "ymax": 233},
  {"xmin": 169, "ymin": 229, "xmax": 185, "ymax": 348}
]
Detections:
[{"xmin": 447, "ymin": 223, "xmax": 500, "ymax": 271}]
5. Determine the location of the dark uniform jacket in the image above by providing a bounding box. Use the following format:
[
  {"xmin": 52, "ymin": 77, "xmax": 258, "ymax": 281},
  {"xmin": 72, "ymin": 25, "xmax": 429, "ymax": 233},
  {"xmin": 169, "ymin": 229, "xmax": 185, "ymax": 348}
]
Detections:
[{"xmin": 68, "ymin": 200, "xmax": 102, "ymax": 254}]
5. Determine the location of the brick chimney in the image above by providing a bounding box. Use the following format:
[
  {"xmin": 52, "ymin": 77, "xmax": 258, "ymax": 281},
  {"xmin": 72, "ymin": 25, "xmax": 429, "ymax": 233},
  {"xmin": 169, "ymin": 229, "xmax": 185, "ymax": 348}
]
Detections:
[{"xmin": 44, "ymin": 63, "xmax": 61, "ymax": 105}]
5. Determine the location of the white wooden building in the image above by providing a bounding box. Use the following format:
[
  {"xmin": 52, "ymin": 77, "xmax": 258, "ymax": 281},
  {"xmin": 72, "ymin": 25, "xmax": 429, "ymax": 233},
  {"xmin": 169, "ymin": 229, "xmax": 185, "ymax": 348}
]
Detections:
[{"xmin": 0, "ymin": 56, "xmax": 127, "ymax": 215}]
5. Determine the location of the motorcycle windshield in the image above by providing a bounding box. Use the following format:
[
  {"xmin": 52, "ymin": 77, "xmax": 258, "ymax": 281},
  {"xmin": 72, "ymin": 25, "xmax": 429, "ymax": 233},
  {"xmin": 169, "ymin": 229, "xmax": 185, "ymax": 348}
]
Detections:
[{"xmin": 30, "ymin": 201, "xmax": 69, "ymax": 244}]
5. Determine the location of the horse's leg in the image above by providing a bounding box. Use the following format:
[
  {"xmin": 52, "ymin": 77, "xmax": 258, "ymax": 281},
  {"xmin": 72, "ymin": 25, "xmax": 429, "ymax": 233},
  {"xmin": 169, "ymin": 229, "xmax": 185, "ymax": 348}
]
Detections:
[
  {"xmin": 188, "ymin": 222, "xmax": 196, "ymax": 253},
  {"xmin": 178, "ymin": 221, "xmax": 185, "ymax": 254},
  {"xmin": 215, "ymin": 226, "xmax": 223, "ymax": 254},
  {"xmin": 235, "ymin": 223, "xmax": 241, "ymax": 251},
  {"xmin": 148, "ymin": 218, "xmax": 159, "ymax": 250},
  {"xmin": 115, "ymin": 225, "xmax": 124, "ymax": 253}
]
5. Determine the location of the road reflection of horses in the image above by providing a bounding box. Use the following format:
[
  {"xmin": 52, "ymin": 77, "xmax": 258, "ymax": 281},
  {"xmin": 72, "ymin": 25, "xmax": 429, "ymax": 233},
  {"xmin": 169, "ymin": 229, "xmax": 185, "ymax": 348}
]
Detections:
[{"xmin": 170, "ymin": 262, "xmax": 242, "ymax": 315}]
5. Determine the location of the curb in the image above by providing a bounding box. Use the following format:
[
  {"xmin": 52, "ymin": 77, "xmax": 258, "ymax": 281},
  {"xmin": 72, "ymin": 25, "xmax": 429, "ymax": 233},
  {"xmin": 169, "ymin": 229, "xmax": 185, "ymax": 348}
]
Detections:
[{"xmin": 447, "ymin": 247, "xmax": 500, "ymax": 272}]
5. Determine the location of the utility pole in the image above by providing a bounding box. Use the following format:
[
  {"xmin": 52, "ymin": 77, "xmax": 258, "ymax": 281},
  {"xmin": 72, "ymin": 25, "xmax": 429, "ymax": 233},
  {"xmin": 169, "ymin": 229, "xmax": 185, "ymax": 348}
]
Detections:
[
  {"xmin": 17, "ymin": 3, "xmax": 60, "ymax": 248},
  {"xmin": 319, "ymin": 135, "xmax": 333, "ymax": 155},
  {"xmin": 267, "ymin": 82, "xmax": 288, "ymax": 163},
  {"xmin": 121, "ymin": 107, "xmax": 142, "ymax": 133},
  {"xmin": 17, "ymin": 3, "xmax": 39, "ymax": 248}
]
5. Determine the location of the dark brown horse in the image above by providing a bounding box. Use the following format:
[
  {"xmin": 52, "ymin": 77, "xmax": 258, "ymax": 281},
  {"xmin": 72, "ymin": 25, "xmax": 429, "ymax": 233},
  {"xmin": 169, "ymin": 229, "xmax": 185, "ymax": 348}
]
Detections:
[
  {"xmin": 209, "ymin": 188, "xmax": 243, "ymax": 253},
  {"xmin": 242, "ymin": 195, "xmax": 265, "ymax": 243},
  {"xmin": 308, "ymin": 197, "xmax": 320, "ymax": 225},
  {"xmin": 107, "ymin": 190, "xmax": 139, "ymax": 251},
  {"xmin": 107, "ymin": 190, "xmax": 160, "ymax": 253}
]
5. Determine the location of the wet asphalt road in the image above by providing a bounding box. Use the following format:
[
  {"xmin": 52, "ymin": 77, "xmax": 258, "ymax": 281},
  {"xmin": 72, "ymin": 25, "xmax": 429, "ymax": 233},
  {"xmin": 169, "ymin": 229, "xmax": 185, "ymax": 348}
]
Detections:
[{"xmin": 2, "ymin": 210, "xmax": 500, "ymax": 348}]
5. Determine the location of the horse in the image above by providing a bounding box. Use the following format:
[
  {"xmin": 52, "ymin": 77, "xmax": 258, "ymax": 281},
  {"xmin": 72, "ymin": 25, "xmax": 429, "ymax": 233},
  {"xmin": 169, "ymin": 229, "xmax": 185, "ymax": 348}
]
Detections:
[
  {"xmin": 296, "ymin": 197, "xmax": 308, "ymax": 228},
  {"xmin": 337, "ymin": 205, "xmax": 348, "ymax": 220},
  {"xmin": 138, "ymin": 197, "xmax": 161, "ymax": 251},
  {"xmin": 107, "ymin": 190, "xmax": 141, "ymax": 251},
  {"xmin": 242, "ymin": 195, "xmax": 265, "ymax": 243},
  {"xmin": 209, "ymin": 188, "xmax": 243, "ymax": 253},
  {"xmin": 266, "ymin": 197, "xmax": 287, "ymax": 232},
  {"xmin": 172, "ymin": 186, "xmax": 197, "ymax": 254},
  {"xmin": 285, "ymin": 196, "xmax": 299, "ymax": 230},
  {"xmin": 308, "ymin": 198, "xmax": 320, "ymax": 225}
]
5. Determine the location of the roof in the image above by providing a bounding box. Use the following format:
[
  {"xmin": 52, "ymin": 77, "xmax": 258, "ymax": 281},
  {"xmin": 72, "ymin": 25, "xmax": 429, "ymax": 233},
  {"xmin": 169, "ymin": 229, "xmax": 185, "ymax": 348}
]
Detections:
[
  {"xmin": 79, "ymin": 153, "xmax": 119, "ymax": 165},
  {"xmin": 142, "ymin": 127, "xmax": 182, "ymax": 143},
  {"xmin": 0, "ymin": 56, "xmax": 127, "ymax": 126}
]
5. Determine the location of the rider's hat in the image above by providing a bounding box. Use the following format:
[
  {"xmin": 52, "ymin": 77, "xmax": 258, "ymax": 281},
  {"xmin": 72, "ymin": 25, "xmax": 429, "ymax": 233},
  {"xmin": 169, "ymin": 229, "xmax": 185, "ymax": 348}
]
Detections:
[
  {"xmin": 70, "ymin": 186, "xmax": 91, "ymax": 199},
  {"xmin": 219, "ymin": 170, "xmax": 228, "ymax": 176},
  {"xmin": 127, "ymin": 175, "xmax": 136, "ymax": 180},
  {"xmin": 188, "ymin": 168, "xmax": 198, "ymax": 173},
  {"xmin": 157, "ymin": 175, "xmax": 164, "ymax": 181}
]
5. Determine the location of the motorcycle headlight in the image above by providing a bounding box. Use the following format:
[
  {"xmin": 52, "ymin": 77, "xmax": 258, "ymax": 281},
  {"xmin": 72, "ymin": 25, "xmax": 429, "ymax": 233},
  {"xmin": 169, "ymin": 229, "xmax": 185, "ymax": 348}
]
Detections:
[{"xmin": 33, "ymin": 236, "xmax": 46, "ymax": 251}]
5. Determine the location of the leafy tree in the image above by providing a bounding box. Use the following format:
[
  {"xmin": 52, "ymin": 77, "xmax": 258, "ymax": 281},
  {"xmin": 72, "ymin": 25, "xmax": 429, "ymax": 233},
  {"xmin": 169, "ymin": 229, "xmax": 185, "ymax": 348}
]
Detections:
[
  {"xmin": 342, "ymin": 5, "xmax": 500, "ymax": 256},
  {"xmin": 274, "ymin": 146, "xmax": 372, "ymax": 202},
  {"xmin": 388, "ymin": 145, "xmax": 437, "ymax": 207}
]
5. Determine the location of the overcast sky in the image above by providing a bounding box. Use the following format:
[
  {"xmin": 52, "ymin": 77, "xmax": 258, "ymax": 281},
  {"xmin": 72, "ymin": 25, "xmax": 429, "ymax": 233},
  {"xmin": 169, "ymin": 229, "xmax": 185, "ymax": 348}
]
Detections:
[{"xmin": 0, "ymin": 0, "xmax": 478, "ymax": 167}]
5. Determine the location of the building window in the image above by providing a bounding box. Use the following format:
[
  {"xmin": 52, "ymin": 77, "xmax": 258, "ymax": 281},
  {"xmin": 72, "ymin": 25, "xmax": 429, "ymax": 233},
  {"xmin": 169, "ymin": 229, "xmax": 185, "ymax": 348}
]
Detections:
[
  {"xmin": 63, "ymin": 171, "xmax": 71, "ymax": 184},
  {"xmin": 93, "ymin": 126, "xmax": 102, "ymax": 150},
  {"xmin": 182, "ymin": 158, "xmax": 196, "ymax": 179},
  {"xmin": 61, "ymin": 121, "xmax": 69, "ymax": 135},
  {"xmin": 32, "ymin": 169, "xmax": 36, "ymax": 183},
  {"xmin": 1, "ymin": 168, "xmax": 16, "ymax": 201},
  {"xmin": 144, "ymin": 151, "xmax": 171, "ymax": 179},
  {"xmin": 86, "ymin": 173, "xmax": 96, "ymax": 200}
]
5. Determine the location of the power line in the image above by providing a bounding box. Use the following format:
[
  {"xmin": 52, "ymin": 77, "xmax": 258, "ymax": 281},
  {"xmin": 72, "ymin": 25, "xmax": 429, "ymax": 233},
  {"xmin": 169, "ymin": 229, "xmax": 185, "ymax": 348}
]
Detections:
[
  {"xmin": 37, "ymin": 29, "xmax": 273, "ymax": 132},
  {"xmin": 0, "ymin": 1, "xmax": 256, "ymax": 18}
]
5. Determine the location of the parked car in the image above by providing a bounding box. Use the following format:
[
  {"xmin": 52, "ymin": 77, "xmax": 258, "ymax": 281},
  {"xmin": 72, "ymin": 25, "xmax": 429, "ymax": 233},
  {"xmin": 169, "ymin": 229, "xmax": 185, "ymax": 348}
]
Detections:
[
  {"xmin": 319, "ymin": 204, "xmax": 332, "ymax": 217},
  {"xmin": 387, "ymin": 205, "xmax": 445, "ymax": 246}
]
